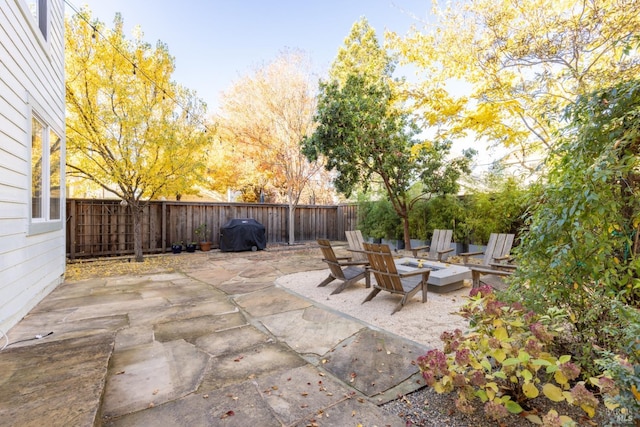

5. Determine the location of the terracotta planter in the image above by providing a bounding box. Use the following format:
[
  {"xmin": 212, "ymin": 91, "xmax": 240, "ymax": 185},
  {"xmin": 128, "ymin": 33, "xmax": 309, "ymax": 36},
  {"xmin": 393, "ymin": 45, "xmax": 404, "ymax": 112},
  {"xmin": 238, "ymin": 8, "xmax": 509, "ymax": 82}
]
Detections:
[{"xmin": 199, "ymin": 241, "xmax": 212, "ymax": 252}]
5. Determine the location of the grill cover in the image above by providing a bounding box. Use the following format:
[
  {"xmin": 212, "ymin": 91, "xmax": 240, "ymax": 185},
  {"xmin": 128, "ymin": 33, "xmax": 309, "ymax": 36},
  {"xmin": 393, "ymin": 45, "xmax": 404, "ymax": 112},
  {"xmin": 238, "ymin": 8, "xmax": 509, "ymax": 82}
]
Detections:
[{"xmin": 219, "ymin": 218, "xmax": 266, "ymax": 252}]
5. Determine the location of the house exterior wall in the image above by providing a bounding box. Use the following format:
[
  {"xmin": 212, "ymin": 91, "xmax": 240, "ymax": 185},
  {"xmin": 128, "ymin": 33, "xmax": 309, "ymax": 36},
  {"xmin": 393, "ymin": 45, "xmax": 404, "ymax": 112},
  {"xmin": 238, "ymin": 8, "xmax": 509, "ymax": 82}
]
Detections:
[{"xmin": 0, "ymin": 0, "xmax": 65, "ymax": 332}]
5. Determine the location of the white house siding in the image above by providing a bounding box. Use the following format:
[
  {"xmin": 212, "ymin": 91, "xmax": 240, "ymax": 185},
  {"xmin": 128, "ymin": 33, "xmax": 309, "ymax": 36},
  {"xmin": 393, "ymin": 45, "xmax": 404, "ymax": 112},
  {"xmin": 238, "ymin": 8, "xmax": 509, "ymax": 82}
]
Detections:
[{"xmin": 0, "ymin": 0, "xmax": 65, "ymax": 332}]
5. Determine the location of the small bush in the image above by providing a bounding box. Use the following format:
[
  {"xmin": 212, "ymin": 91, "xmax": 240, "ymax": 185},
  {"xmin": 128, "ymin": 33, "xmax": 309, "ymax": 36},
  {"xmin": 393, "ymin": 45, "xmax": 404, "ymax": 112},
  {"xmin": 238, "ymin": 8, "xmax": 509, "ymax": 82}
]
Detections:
[{"xmin": 417, "ymin": 286, "xmax": 619, "ymax": 424}]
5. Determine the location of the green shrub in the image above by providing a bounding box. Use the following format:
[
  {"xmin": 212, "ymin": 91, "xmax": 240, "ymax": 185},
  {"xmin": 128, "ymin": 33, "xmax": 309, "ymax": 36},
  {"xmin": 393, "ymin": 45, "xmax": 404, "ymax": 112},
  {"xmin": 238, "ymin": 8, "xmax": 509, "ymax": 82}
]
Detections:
[{"xmin": 357, "ymin": 199, "xmax": 401, "ymax": 240}]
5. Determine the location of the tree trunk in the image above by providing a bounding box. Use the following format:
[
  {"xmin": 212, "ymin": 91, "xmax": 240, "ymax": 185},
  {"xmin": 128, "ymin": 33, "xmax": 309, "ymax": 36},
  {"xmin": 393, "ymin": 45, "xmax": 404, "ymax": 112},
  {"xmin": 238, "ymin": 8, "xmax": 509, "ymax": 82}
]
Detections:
[
  {"xmin": 402, "ymin": 215, "xmax": 411, "ymax": 251},
  {"xmin": 130, "ymin": 201, "xmax": 144, "ymax": 262}
]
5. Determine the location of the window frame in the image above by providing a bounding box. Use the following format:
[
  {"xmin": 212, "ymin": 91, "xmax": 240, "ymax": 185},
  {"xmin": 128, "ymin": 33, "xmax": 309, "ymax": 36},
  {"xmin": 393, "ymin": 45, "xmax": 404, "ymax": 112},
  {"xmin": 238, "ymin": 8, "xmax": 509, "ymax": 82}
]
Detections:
[
  {"xmin": 28, "ymin": 101, "xmax": 64, "ymax": 235},
  {"xmin": 17, "ymin": 0, "xmax": 50, "ymax": 53}
]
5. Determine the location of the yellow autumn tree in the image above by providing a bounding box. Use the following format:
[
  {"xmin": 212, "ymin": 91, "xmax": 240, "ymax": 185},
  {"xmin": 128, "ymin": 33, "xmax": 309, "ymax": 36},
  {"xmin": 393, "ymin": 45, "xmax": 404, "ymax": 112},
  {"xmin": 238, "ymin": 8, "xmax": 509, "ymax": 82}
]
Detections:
[
  {"xmin": 65, "ymin": 8, "xmax": 212, "ymax": 261},
  {"xmin": 389, "ymin": 0, "xmax": 640, "ymax": 171},
  {"xmin": 214, "ymin": 50, "xmax": 325, "ymax": 244}
]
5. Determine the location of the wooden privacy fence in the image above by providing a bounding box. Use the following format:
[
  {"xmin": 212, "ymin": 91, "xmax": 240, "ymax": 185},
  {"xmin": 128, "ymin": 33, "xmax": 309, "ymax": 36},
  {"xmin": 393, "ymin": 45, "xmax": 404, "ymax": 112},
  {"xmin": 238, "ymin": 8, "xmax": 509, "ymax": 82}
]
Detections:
[{"xmin": 66, "ymin": 199, "xmax": 358, "ymax": 259}]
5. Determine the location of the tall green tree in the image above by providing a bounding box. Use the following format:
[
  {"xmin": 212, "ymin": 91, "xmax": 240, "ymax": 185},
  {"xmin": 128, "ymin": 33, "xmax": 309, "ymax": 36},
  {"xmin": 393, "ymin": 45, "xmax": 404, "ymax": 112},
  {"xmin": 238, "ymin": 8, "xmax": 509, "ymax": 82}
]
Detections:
[
  {"xmin": 65, "ymin": 9, "xmax": 211, "ymax": 261},
  {"xmin": 304, "ymin": 19, "xmax": 474, "ymax": 249}
]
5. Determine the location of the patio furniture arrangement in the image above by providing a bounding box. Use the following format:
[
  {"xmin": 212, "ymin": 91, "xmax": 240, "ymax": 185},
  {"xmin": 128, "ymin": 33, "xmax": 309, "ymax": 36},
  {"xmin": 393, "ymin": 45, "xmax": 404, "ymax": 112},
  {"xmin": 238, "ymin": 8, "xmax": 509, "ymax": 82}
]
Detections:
[
  {"xmin": 410, "ymin": 229, "xmax": 455, "ymax": 261},
  {"xmin": 361, "ymin": 242, "xmax": 431, "ymax": 314},
  {"xmin": 316, "ymin": 238, "xmax": 370, "ymax": 294},
  {"xmin": 459, "ymin": 233, "xmax": 516, "ymax": 288}
]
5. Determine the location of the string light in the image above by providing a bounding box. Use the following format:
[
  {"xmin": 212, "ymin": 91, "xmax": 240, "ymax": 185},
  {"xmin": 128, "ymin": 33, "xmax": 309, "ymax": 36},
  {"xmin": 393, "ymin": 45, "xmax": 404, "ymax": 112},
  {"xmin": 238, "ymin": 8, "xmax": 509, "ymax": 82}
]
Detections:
[{"xmin": 64, "ymin": 0, "xmax": 213, "ymax": 133}]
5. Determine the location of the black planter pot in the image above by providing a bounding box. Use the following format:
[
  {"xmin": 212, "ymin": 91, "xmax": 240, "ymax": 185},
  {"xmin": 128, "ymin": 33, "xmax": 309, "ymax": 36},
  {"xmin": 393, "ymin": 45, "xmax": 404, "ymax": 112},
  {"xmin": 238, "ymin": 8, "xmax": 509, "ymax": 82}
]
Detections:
[
  {"xmin": 171, "ymin": 244, "xmax": 182, "ymax": 254},
  {"xmin": 185, "ymin": 243, "xmax": 197, "ymax": 253}
]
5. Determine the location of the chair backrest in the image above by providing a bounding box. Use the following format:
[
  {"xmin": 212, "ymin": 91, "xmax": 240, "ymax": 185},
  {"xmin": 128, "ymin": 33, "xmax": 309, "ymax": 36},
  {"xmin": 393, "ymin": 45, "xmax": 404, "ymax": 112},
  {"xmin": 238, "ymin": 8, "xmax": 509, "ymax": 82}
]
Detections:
[
  {"xmin": 345, "ymin": 230, "xmax": 367, "ymax": 262},
  {"xmin": 317, "ymin": 239, "xmax": 346, "ymax": 279},
  {"xmin": 428, "ymin": 229, "xmax": 453, "ymax": 259},
  {"xmin": 363, "ymin": 242, "xmax": 404, "ymax": 293},
  {"xmin": 482, "ymin": 233, "xmax": 514, "ymax": 266}
]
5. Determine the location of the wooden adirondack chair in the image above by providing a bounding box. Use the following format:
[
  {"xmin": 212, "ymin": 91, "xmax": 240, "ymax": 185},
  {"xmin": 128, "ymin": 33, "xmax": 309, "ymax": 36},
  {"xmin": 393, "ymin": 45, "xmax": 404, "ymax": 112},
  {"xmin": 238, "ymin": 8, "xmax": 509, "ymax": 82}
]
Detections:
[
  {"xmin": 345, "ymin": 230, "xmax": 368, "ymax": 262},
  {"xmin": 316, "ymin": 239, "xmax": 370, "ymax": 294},
  {"xmin": 410, "ymin": 229, "xmax": 455, "ymax": 261},
  {"xmin": 459, "ymin": 233, "xmax": 516, "ymax": 288},
  {"xmin": 362, "ymin": 242, "xmax": 431, "ymax": 314}
]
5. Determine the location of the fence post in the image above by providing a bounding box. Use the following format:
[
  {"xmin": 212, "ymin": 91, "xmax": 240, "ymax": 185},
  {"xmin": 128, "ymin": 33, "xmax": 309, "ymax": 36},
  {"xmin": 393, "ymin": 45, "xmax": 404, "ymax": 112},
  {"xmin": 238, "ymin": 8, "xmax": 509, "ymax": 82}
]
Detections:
[
  {"xmin": 162, "ymin": 201, "xmax": 167, "ymax": 252},
  {"xmin": 68, "ymin": 199, "xmax": 76, "ymax": 260}
]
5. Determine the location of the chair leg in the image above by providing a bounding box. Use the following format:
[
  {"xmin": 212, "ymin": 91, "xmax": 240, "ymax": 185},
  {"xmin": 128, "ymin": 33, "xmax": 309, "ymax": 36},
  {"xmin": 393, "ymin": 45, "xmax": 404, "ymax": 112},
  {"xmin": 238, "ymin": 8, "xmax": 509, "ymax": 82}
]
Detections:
[
  {"xmin": 421, "ymin": 275, "xmax": 428, "ymax": 303},
  {"xmin": 331, "ymin": 280, "xmax": 349, "ymax": 295},
  {"xmin": 362, "ymin": 288, "xmax": 381, "ymax": 304},
  {"xmin": 392, "ymin": 296, "xmax": 408, "ymax": 315},
  {"xmin": 472, "ymin": 270, "xmax": 481, "ymax": 288},
  {"xmin": 317, "ymin": 274, "xmax": 335, "ymax": 287}
]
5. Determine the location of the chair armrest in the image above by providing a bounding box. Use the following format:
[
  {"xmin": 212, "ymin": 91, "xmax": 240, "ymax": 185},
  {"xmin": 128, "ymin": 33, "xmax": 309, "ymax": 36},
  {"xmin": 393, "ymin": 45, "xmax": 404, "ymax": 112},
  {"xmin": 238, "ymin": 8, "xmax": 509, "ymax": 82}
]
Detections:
[
  {"xmin": 489, "ymin": 262, "xmax": 517, "ymax": 271},
  {"xmin": 492, "ymin": 255, "xmax": 512, "ymax": 262},
  {"xmin": 435, "ymin": 247, "xmax": 454, "ymax": 261},
  {"xmin": 398, "ymin": 268, "xmax": 431, "ymax": 278},
  {"xmin": 335, "ymin": 256, "xmax": 352, "ymax": 261},
  {"xmin": 459, "ymin": 250, "xmax": 484, "ymax": 257},
  {"xmin": 436, "ymin": 248, "xmax": 454, "ymax": 254},
  {"xmin": 459, "ymin": 250, "xmax": 484, "ymax": 263},
  {"xmin": 410, "ymin": 245, "xmax": 430, "ymax": 257}
]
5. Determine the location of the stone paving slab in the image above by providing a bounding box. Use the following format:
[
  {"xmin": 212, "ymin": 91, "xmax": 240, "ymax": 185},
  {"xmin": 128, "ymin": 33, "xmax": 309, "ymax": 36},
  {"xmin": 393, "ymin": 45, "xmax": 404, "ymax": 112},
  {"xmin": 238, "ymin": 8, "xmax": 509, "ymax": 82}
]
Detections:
[
  {"xmin": 101, "ymin": 339, "xmax": 209, "ymax": 419},
  {"xmin": 258, "ymin": 305, "xmax": 365, "ymax": 356},
  {"xmin": 234, "ymin": 286, "xmax": 313, "ymax": 317},
  {"xmin": 321, "ymin": 328, "xmax": 427, "ymax": 403},
  {"xmin": 255, "ymin": 364, "xmax": 404, "ymax": 427},
  {"xmin": 198, "ymin": 342, "xmax": 307, "ymax": 392},
  {"xmin": 194, "ymin": 325, "xmax": 272, "ymax": 357},
  {"xmin": 104, "ymin": 381, "xmax": 282, "ymax": 427},
  {"xmin": 153, "ymin": 312, "xmax": 248, "ymax": 343},
  {"xmin": 0, "ymin": 333, "xmax": 115, "ymax": 427},
  {"xmin": 6, "ymin": 313, "xmax": 129, "ymax": 347}
]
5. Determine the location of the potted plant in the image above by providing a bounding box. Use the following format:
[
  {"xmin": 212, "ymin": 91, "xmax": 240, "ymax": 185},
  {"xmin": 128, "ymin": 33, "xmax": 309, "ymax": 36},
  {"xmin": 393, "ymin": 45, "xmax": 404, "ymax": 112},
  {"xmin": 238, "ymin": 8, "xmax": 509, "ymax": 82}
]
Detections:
[
  {"xmin": 171, "ymin": 241, "xmax": 183, "ymax": 254},
  {"xmin": 194, "ymin": 223, "xmax": 212, "ymax": 251},
  {"xmin": 185, "ymin": 242, "xmax": 197, "ymax": 253}
]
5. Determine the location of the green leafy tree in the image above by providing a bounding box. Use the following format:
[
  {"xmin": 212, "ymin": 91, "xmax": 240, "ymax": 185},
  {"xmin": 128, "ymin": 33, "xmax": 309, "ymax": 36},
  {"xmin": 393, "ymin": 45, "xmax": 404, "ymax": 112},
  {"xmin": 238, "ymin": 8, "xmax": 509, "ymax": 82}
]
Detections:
[
  {"xmin": 65, "ymin": 9, "xmax": 211, "ymax": 261},
  {"xmin": 304, "ymin": 19, "xmax": 474, "ymax": 249},
  {"xmin": 511, "ymin": 79, "xmax": 640, "ymax": 373}
]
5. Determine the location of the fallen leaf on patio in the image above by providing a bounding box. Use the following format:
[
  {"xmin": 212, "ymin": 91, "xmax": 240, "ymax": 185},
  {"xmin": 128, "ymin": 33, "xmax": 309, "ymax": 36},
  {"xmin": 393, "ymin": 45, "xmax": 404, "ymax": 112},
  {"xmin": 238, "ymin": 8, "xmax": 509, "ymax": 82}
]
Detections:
[
  {"xmin": 116, "ymin": 371, "xmax": 125, "ymax": 375},
  {"xmin": 220, "ymin": 410, "xmax": 235, "ymax": 419},
  {"xmin": 203, "ymin": 394, "xmax": 209, "ymax": 398},
  {"xmin": 152, "ymin": 389, "xmax": 159, "ymax": 395},
  {"xmin": 271, "ymin": 385, "xmax": 278, "ymax": 390}
]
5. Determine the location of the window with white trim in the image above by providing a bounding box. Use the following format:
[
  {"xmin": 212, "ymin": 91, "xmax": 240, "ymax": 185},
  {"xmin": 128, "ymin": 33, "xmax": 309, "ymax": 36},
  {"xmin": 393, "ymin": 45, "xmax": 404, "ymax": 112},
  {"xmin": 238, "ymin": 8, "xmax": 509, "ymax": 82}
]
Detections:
[
  {"xmin": 24, "ymin": 0, "xmax": 48, "ymax": 40},
  {"xmin": 30, "ymin": 113, "xmax": 62, "ymax": 232}
]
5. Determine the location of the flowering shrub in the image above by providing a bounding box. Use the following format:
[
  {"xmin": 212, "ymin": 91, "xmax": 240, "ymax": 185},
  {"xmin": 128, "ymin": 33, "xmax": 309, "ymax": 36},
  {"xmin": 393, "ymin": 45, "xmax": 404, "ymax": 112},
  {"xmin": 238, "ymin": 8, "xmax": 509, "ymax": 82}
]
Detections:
[{"xmin": 417, "ymin": 286, "xmax": 616, "ymax": 424}]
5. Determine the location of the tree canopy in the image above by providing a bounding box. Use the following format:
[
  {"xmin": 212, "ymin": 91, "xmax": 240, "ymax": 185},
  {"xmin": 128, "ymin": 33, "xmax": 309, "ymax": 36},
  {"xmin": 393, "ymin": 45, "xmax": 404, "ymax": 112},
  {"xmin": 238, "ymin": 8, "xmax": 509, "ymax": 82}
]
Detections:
[
  {"xmin": 304, "ymin": 18, "xmax": 474, "ymax": 248},
  {"xmin": 215, "ymin": 51, "xmax": 324, "ymax": 244},
  {"xmin": 65, "ymin": 9, "xmax": 211, "ymax": 260},
  {"xmin": 389, "ymin": 0, "xmax": 640, "ymax": 170}
]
